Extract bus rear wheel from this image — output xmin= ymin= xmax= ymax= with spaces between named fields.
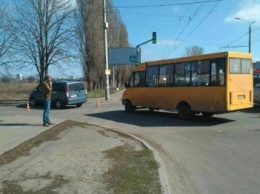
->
xmin=125 ymin=101 xmax=135 ymax=113
xmin=178 ymin=105 xmax=194 ymax=120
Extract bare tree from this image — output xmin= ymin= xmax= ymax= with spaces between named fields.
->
xmin=0 ymin=2 xmax=16 ymax=76
xmin=76 ymin=0 xmax=104 ymax=91
xmin=76 ymin=0 xmax=133 ymax=90
xmin=12 ymin=0 xmax=77 ymax=83
xmin=184 ymin=45 xmax=204 ymax=56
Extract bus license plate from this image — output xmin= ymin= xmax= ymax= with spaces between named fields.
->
xmin=237 ymin=95 xmax=245 ymax=100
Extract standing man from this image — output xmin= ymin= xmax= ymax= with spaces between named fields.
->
xmin=42 ymin=75 xmax=53 ymax=127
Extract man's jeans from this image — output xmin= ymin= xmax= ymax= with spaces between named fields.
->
xmin=43 ymin=99 xmax=51 ymax=124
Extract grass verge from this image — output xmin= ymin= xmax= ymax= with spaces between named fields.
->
xmin=103 ymin=138 xmax=162 ymax=193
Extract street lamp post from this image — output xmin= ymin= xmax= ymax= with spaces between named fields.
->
xmin=235 ymin=17 xmax=256 ymax=53
xmin=102 ymin=0 xmax=110 ymax=100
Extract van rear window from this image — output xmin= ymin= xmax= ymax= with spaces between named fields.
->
xmin=68 ymin=83 xmax=85 ymax=91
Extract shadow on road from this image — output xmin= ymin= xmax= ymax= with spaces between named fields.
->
xmin=0 ymin=123 xmax=43 ymax=127
xmin=241 ymin=104 xmax=260 ymax=114
xmin=16 ymin=104 xmax=79 ymax=110
xmin=86 ymin=110 xmax=234 ymax=127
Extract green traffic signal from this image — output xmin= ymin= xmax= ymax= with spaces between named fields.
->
xmin=152 ymin=32 xmax=157 ymax=44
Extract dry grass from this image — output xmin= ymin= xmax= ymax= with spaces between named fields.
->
xmin=0 ymin=81 xmax=38 ymax=100
xmin=0 ymin=81 xmax=122 ymax=101
xmin=104 ymin=145 xmax=161 ymax=194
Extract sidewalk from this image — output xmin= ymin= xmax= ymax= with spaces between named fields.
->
xmin=0 ymin=89 xmax=125 ymax=155
xmin=0 ymin=115 xmax=65 ymax=155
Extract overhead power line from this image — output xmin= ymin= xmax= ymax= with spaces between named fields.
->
xmin=114 ymin=0 xmax=223 ymax=9
xmin=162 ymin=2 xmax=205 ymax=58
xmin=162 ymin=0 xmax=221 ymax=58
xmin=222 ymin=28 xmax=260 ymax=50
xmin=113 ymin=12 xmax=190 ymax=19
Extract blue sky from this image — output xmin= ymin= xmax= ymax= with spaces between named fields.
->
xmin=2 ymin=0 xmax=260 ymax=78
xmin=112 ymin=0 xmax=260 ymax=62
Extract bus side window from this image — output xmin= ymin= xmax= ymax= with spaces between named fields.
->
xmin=174 ymin=63 xmax=186 ymax=86
xmin=146 ymin=66 xmax=159 ymax=87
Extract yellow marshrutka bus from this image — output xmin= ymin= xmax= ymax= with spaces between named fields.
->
xmin=122 ymin=51 xmax=253 ymax=120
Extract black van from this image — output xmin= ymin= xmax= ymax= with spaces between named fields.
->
xmin=29 ymin=80 xmax=87 ymax=108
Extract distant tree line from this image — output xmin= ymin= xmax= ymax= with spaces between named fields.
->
xmin=0 ymin=0 xmax=133 ymax=91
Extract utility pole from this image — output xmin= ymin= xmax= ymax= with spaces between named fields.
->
xmin=235 ymin=17 xmax=256 ymax=53
xmin=103 ymin=0 xmax=110 ymax=100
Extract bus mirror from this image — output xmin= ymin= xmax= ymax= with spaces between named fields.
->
xmin=124 ymin=82 xmax=129 ymax=88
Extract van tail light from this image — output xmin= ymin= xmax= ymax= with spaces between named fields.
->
xmin=65 ymin=86 xmax=69 ymax=98
xmin=230 ymin=92 xmax=232 ymax=104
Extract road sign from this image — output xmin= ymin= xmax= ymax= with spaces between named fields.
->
xmin=129 ymin=55 xmax=136 ymax=62
xmin=108 ymin=47 xmax=141 ymax=65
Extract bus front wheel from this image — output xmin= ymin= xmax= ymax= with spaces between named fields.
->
xmin=178 ymin=105 xmax=194 ymax=120
xmin=125 ymin=101 xmax=135 ymax=113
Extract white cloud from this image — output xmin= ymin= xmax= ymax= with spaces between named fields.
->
xmin=253 ymin=56 xmax=260 ymax=62
xmin=224 ymin=0 xmax=260 ymax=25
xmin=157 ymin=39 xmax=179 ymax=46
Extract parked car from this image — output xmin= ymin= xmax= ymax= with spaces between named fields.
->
xmin=29 ymin=80 xmax=87 ymax=108
xmin=254 ymin=84 xmax=260 ymax=103
xmin=254 ymin=76 xmax=260 ymax=86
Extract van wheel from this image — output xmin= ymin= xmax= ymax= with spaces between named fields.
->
xmin=178 ymin=104 xmax=194 ymax=120
xmin=76 ymin=103 xmax=82 ymax=107
xmin=55 ymin=100 xmax=63 ymax=109
xmin=30 ymin=98 xmax=36 ymax=107
xmin=125 ymin=101 xmax=135 ymax=113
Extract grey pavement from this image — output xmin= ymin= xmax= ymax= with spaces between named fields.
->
xmin=0 ymin=114 xmax=65 ymax=155
xmin=0 ymin=89 xmax=124 ymax=155
xmin=0 ymin=89 xmax=167 ymax=193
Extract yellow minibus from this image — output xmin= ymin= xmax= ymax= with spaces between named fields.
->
xmin=122 ymin=51 xmax=253 ymax=120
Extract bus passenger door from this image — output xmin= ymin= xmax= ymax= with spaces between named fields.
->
xmin=131 ymin=71 xmax=147 ymax=107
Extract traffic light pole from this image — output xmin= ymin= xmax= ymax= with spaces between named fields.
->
xmin=135 ymin=32 xmax=156 ymax=65
xmin=135 ymin=39 xmax=152 ymax=65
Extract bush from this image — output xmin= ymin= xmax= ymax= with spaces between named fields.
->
xmin=1 ymin=75 xmax=11 ymax=83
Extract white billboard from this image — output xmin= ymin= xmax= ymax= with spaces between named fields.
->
xmin=108 ymin=47 xmax=141 ymax=65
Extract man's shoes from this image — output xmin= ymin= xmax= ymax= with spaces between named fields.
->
xmin=43 ymin=123 xmax=49 ymax=127
xmin=47 ymin=122 xmax=54 ymax=125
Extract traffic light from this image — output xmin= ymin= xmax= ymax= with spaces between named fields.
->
xmin=152 ymin=32 xmax=157 ymax=44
